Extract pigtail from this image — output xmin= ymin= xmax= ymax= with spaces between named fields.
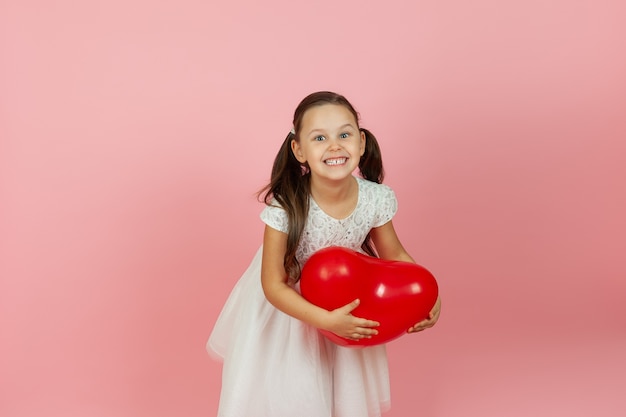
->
xmin=358 ymin=128 xmax=385 ymax=258
xmin=358 ymin=128 xmax=384 ymax=184
xmin=259 ymin=132 xmax=310 ymax=280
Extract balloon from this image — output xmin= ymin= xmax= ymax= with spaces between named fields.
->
xmin=300 ymin=246 xmax=438 ymax=347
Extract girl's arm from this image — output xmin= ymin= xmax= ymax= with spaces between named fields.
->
xmin=369 ymin=219 xmax=414 ymax=263
xmin=370 ymin=220 xmax=442 ymax=333
xmin=261 ymin=225 xmax=379 ymax=341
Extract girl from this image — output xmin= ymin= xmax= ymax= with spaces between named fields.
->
xmin=207 ymin=91 xmax=441 ymax=417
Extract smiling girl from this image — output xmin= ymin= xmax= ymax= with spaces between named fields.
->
xmin=207 ymin=91 xmax=441 ymax=417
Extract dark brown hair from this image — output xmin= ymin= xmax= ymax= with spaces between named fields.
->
xmin=259 ymin=91 xmax=385 ymax=280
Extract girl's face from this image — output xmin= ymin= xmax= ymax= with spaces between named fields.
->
xmin=291 ymin=104 xmax=365 ymax=184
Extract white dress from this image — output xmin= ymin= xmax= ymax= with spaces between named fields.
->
xmin=207 ymin=176 xmax=398 ymax=417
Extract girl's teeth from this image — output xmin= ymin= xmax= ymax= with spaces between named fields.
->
xmin=325 ymin=158 xmax=346 ymax=165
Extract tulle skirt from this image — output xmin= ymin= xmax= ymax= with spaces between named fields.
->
xmin=207 ymin=246 xmax=391 ymax=417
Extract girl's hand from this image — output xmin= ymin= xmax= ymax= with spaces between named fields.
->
xmin=326 ymin=299 xmax=380 ymax=342
xmin=408 ymin=296 xmax=441 ymax=333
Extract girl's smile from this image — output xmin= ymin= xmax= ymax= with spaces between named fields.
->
xmin=324 ymin=157 xmax=347 ymax=166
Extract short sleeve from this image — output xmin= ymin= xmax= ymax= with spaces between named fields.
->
xmin=260 ymin=200 xmax=289 ymax=233
xmin=372 ymin=184 xmax=398 ymax=228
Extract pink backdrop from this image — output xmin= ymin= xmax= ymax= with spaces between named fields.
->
xmin=1 ymin=1 xmax=625 ymax=416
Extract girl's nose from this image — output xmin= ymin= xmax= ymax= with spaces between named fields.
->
xmin=328 ymin=137 xmax=342 ymax=150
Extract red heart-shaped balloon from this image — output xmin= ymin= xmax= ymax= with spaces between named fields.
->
xmin=300 ymin=246 xmax=438 ymax=347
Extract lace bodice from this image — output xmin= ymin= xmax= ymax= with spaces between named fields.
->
xmin=260 ymin=176 xmax=397 ymax=266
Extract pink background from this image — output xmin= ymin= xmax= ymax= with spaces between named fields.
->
xmin=1 ymin=1 xmax=625 ymax=416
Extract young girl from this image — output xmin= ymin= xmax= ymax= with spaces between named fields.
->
xmin=207 ymin=91 xmax=441 ymax=417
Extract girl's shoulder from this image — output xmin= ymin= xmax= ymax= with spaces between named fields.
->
xmin=356 ymin=176 xmax=396 ymax=201
xmin=260 ymin=198 xmax=288 ymax=233
xmin=355 ymin=176 xmax=398 ymax=227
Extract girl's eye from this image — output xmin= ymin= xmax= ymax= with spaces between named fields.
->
xmin=314 ymin=135 xmax=325 ymax=141
xmin=339 ymin=132 xmax=349 ymax=139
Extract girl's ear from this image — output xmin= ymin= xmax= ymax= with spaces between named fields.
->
xmin=359 ymin=129 xmax=366 ymax=156
xmin=291 ymin=139 xmax=306 ymax=163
